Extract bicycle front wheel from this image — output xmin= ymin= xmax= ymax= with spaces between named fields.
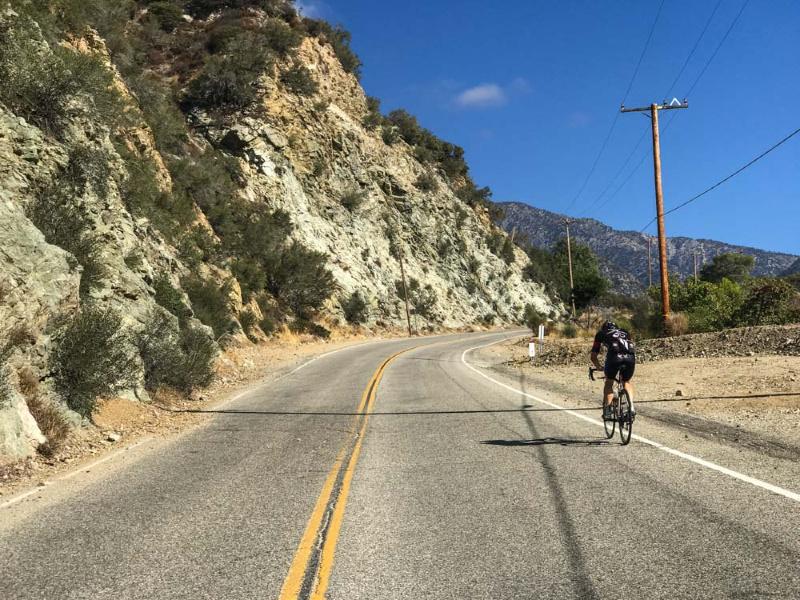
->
xmin=618 ymin=390 xmax=633 ymax=445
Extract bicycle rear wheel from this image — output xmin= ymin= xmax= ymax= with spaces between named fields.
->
xmin=618 ymin=389 xmax=633 ymax=445
xmin=603 ymin=404 xmax=615 ymax=438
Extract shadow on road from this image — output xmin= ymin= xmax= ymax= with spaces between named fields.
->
xmin=481 ymin=437 xmax=610 ymax=447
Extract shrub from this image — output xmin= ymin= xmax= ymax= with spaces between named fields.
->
xmin=26 ymin=394 xmax=71 ymax=458
xmin=183 ymin=31 xmax=274 ymax=110
xmin=342 ymin=291 xmax=368 ymax=324
xmin=239 ymin=310 xmax=259 ymax=341
xmin=665 ymin=312 xmax=689 ymax=337
xmin=415 ymin=172 xmax=438 ymax=192
xmin=182 ymin=276 xmax=236 ymax=339
xmin=340 ymin=188 xmax=367 ymax=211
xmin=0 ymin=15 xmax=125 ymax=137
xmin=381 ymin=126 xmax=399 ymax=145
xmin=363 ymin=96 xmax=382 ymax=130
xmin=153 ymin=275 xmax=192 ymax=323
xmin=700 ymin=253 xmax=754 ymax=284
xmin=280 ymin=65 xmax=318 ymax=96
xmin=523 ymin=304 xmax=544 ymax=331
xmin=136 ymin=309 xmax=217 ymax=392
xmin=265 ymin=242 xmax=336 ymax=318
xmin=146 ymin=2 xmax=185 ymax=32
xmin=735 ymin=278 xmax=799 ymax=326
xmin=28 ymin=182 xmax=106 ymax=299
xmin=50 ymin=307 xmax=135 ymax=417
xmin=291 ymin=319 xmax=332 ymax=339
xmin=562 ymin=322 xmax=578 ymax=338
xmin=303 ymin=19 xmax=362 ymax=77
xmin=261 ymin=17 xmax=302 ymax=55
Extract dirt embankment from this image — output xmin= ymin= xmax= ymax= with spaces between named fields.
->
xmin=486 ymin=326 xmax=800 ymax=457
xmin=525 ymin=324 xmax=800 ymax=368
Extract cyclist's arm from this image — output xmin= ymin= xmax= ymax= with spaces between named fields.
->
xmin=590 ymin=334 xmax=603 ymax=370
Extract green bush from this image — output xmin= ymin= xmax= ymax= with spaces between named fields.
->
xmin=395 ymin=278 xmax=437 ymax=319
xmin=0 ymin=14 xmax=124 ymax=137
xmin=562 ymin=322 xmax=578 ymax=338
xmin=303 ymin=19 xmax=362 ymax=77
xmin=136 ymin=309 xmax=217 ymax=392
xmin=50 ymin=306 xmax=135 ymax=417
xmin=265 ymin=242 xmax=336 ymax=318
xmin=153 ymin=274 xmax=192 ymax=323
xmin=340 ymin=188 xmax=367 ymax=211
xmin=280 ymin=65 xmax=318 ymax=96
xmin=415 ymin=172 xmax=438 ymax=192
xmin=342 ymin=291 xmax=368 ymax=324
xmin=261 ymin=17 xmax=302 ymax=55
xmin=700 ymin=253 xmax=754 ymax=284
xmin=238 ymin=310 xmax=260 ymax=342
xmin=146 ymin=2 xmax=185 ymax=32
xmin=28 ymin=182 xmax=106 ymax=299
xmin=381 ymin=125 xmax=399 ymax=145
xmin=183 ymin=30 xmax=274 ymax=109
xmin=523 ymin=304 xmax=544 ymax=331
xmin=735 ymin=278 xmax=799 ymax=326
xmin=363 ymin=96 xmax=382 ymax=130
xmin=182 ymin=276 xmax=236 ymax=339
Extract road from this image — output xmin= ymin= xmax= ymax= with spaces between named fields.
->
xmin=2 ymin=330 xmax=799 ymax=599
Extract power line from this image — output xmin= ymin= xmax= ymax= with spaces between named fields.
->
xmin=581 ymin=0 xmax=748 ymax=219
xmin=577 ymin=1 xmax=719 ymax=218
xmin=684 ymin=0 xmax=751 ymax=97
xmin=563 ymin=0 xmax=667 ymax=213
xmin=640 ymin=126 xmax=800 ymax=232
xmin=663 ymin=0 xmax=723 ymax=96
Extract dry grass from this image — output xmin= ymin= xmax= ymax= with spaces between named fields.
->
xmin=26 ymin=395 xmax=71 ymax=458
xmin=666 ymin=312 xmax=689 ymax=337
xmin=17 ymin=368 xmax=71 ymax=458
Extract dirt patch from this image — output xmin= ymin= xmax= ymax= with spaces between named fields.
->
xmin=521 ymin=324 xmax=800 ymax=368
xmin=483 ymin=337 xmax=800 ymax=455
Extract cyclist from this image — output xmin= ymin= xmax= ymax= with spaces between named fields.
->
xmin=590 ymin=321 xmax=635 ymax=420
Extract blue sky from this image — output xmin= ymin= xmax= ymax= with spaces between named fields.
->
xmin=298 ymin=1 xmax=800 ymax=255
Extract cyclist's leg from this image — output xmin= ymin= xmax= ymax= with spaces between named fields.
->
xmin=603 ymin=357 xmax=619 ymax=415
xmin=620 ymin=357 xmax=636 ymax=414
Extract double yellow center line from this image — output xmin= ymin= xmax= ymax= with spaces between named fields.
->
xmin=278 ymin=348 xmax=410 ymax=600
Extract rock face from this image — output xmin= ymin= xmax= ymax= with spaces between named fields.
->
xmin=0 ymin=11 xmax=557 ymax=459
xmin=203 ymin=39 xmax=553 ymax=327
xmin=499 ymin=201 xmax=799 ymax=293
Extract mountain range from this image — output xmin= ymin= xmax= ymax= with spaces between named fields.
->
xmin=499 ymin=202 xmax=799 ymax=294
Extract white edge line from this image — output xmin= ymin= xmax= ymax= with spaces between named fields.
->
xmin=461 ymin=338 xmax=800 ymax=504
xmin=1 ymin=437 xmax=155 ymax=510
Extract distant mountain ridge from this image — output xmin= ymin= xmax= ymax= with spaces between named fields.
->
xmin=499 ymin=202 xmax=799 ymax=294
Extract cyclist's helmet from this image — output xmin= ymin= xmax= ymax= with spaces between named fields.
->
xmin=601 ymin=321 xmax=617 ymax=332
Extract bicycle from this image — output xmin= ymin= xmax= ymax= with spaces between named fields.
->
xmin=589 ymin=367 xmax=635 ymax=445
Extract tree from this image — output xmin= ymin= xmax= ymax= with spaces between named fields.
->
xmin=700 ymin=253 xmax=754 ymax=284
xmin=551 ymin=239 xmax=608 ymax=309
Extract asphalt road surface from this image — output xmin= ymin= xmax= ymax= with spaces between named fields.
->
xmin=2 ymin=330 xmax=799 ymax=599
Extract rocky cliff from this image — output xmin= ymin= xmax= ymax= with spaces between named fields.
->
xmin=0 ymin=2 xmax=555 ymax=459
xmin=500 ymin=201 xmax=799 ymax=294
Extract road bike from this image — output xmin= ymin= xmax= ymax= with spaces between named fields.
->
xmin=589 ymin=367 xmax=634 ymax=445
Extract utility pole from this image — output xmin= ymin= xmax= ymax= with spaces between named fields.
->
xmin=563 ymin=218 xmax=577 ymax=319
xmin=397 ymin=246 xmax=413 ymax=337
xmin=647 ymin=236 xmax=653 ymax=288
xmin=621 ymin=98 xmax=688 ymax=332
xmin=693 ymin=250 xmax=698 ymax=282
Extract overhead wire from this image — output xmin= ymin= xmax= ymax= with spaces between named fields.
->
xmin=639 ymin=126 xmax=800 ymax=232
xmin=562 ymin=0 xmax=667 ymax=214
xmin=577 ymin=0 xmax=724 ymax=218
xmin=581 ymin=0 xmax=750 ymax=220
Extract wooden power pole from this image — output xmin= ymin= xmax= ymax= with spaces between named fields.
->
xmin=564 ymin=218 xmax=577 ymax=319
xmin=622 ymin=98 xmax=688 ymax=332
xmin=397 ymin=247 xmax=413 ymax=337
xmin=693 ymin=250 xmax=699 ymax=282
xmin=647 ymin=236 xmax=653 ymax=288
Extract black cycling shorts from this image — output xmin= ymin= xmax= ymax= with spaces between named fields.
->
xmin=604 ymin=354 xmax=635 ymax=382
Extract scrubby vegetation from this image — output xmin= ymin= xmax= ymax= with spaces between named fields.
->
xmin=609 ymin=254 xmax=800 ymax=339
xmin=50 ymin=307 xmax=135 ymax=417
xmin=523 ymin=239 xmax=608 ymax=309
xmin=342 ymin=291 xmax=368 ymax=324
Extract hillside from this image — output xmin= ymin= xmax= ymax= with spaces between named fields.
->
xmin=499 ymin=201 xmax=799 ymax=293
xmin=0 ymin=1 xmax=555 ymax=459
